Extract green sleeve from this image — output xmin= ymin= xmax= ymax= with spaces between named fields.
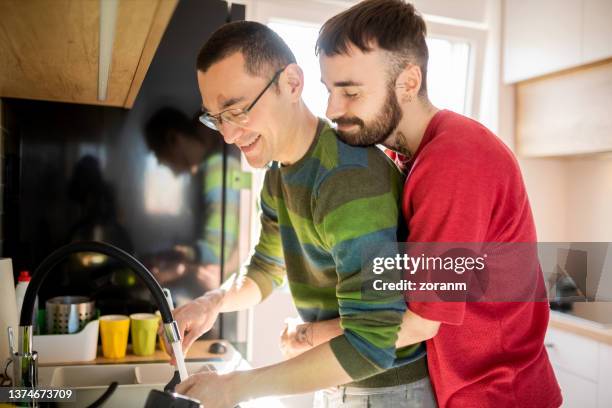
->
xmin=314 ymin=155 xmax=407 ymax=381
xmin=244 ymin=170 xmax=286 ymax=300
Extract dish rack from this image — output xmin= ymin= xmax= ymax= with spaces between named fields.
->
xmin=33 ymin=319 xmax=99 ymax=364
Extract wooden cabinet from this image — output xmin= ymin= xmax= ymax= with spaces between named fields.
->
xmin=504 ymin=0 xmax=612 ymax=83
xmin=0 ymin=0 xmax=178 ymax=108
xmin=516 ymin=59 xmax=612 ymax=157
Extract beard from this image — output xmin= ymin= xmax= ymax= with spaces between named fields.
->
xmin=333 ymin=88 xmax=403 ymax=147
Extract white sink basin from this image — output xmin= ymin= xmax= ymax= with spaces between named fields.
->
xmin=38 ymin=360 xmax=239 ymax=407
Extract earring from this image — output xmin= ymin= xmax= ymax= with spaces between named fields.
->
xmin=408 ymin=95 xmax=413 ymax=103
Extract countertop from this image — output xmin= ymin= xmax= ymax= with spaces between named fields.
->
xmin=550 ymin=303 xmax=612 ymax=345
xmin=40 ymin=339 xmax=235 ymax=367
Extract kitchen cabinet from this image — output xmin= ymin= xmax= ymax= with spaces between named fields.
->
xmin=503 ymin=0 xmax=582 ymax=83
xmin=545 ymin=327 xmax=599 ymax=382
xmin=554 ymin=368 xmax=598 ymax=408
xmin=599 ymin=344 xmax=612 ymax=407
xmin=516 ymin=59 xmax=612 ymax=157
xmin=503 ymin=0 xmax=612 ymax=83
xmin=547 ymin=313 xmax=612 ymax=408
xmin=0 ymin=0 xmax=178 ymax=108
xmin=583 ymin=0 xmax=612 ymax=63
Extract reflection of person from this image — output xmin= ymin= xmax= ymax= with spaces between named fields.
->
xmin=66 ymin=154 xmax=132 ymax=251
xmin=144 ymin=108 xmax=240 ymax=295
xmin=313 ymin=1 xmax=562 ymax=408
xmin=172 ymin=22 xmax=434 ymax=407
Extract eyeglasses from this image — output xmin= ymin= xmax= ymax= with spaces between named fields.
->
xmin=199 ymin=66 xmax=287 ymax=131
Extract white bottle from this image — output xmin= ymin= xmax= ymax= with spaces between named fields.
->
xmin=15 ymin=271 xmax=38 ymax=328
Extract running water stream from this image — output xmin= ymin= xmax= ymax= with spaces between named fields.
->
xmin=171 ymin=340 xmax=189 ymax=381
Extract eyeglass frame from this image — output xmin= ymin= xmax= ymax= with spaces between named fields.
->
xmin=199 ymin=65 xmax=288 ymax=131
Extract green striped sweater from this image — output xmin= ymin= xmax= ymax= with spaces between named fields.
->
xmin=245 ymin=120 xmax=424 ymax=381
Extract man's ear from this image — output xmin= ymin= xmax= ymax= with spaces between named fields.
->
xmin=280 ymin=63 xmax=304 ymax=102
xmin=395 ymin=63 xmax=422 ymax=104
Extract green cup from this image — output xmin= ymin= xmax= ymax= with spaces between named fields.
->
xmin=130 ymin=313 xmax=160 ymax=356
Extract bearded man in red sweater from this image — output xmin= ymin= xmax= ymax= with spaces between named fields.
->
xmin=280 ymin=1 xmax=563 ymax=407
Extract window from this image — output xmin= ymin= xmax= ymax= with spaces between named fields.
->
xmin=268 ymin=20 xmax=328 ymax=118
xmin=426 ymin=38 xmax=471 ymax=114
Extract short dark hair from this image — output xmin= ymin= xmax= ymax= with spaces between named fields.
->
xmin=196 ymin=21 xmax=296 ymax=78
xmin=316 ymin=0 xmax=428 ymax=96
xmin=144 ymin=107 xmax=198 ymax=157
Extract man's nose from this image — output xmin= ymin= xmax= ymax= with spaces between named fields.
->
xmin=218 ymin=121 xmax=245 ymax=144
xmin=325 ymin=93 xmax=346 ymax=121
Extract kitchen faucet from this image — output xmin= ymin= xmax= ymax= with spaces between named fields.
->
xmin=12 ymin=241 xmax=183 ymax=389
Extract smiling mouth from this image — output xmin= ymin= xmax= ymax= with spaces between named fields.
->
xmin=240 ymin=134 xmax=261 ymax=151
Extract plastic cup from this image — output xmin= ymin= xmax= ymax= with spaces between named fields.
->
xmin=99 ymin=315 xmax=130 ymax=359
xmin=130 ymin=313 xmax=160 ymax=356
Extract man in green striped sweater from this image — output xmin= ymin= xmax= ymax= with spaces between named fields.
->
xmin=171 ymin=21 xmax=433 ymax=408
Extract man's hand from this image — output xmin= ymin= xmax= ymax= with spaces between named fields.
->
xmin=173 ymin=244 xmax=197 ymax=261
xmin=175 ymin=371 xmax=241 ymax=408
xmin=195 ymin=264 xmax=221 ymax=289
xmin=279 ymin=317 xmax=313 ymax=360
xmin=161 ymin=290 xmax=224 ymax=364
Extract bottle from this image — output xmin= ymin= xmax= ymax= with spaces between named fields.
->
xmin=15 ymin=271 xmax=38 ymax=330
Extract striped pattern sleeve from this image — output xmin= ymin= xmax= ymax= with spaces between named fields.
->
xmin=197 ymin=154 xmax=240 ymax=265
xmin=244 ymin=170 xmax=286 ymax=300
xmin=314 ymin=156 xmax=406 ymax=381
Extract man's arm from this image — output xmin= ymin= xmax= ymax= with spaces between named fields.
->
xmin=282 ymin=309 xmax=440 ymax=359
xmin=177 ymin=341 xmax=352 ymax=407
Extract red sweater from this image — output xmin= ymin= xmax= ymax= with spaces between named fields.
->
xmin=392 ymin=110 xmax=562 ymax=408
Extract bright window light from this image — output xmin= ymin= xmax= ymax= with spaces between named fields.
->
xmin=426 ymin=37 xmax=470 ymax=114
xmin=144 ymin=154 xmax=187 ymax=215
xmin=268 ymin=20 xmax=328 ymax=118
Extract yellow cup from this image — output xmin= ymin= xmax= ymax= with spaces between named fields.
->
xmin=130 ymin=313 xmax=160 ymax=356
xmin=99 ymin=315 xmax=130 ymax=359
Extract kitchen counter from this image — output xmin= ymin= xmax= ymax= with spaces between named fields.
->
xmin=40 ymin=339 xmax=235 ymax=367
xmin=550 ymin=304 xmax=612 ymax=345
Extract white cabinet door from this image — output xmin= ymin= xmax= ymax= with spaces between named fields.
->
xmin=599 ymin=343 xmax=612 ymax=408
xmin=554 ymin=367 xmax=598 ymax=408
xmin=503 ymin=0 xmax=582 ymax=83
xmin=583 ymin=0 xmax=612 ymax=63
xmin=545 ymin=327 xmax=600 ymax=382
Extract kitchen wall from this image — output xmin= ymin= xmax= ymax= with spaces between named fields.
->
xmin=565 ymin=155 xmax=612 ymax=241
xmin=521 ymin=155 xmax=612 ymax=242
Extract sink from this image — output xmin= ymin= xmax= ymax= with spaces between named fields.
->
xmin=38 ymin=359 xmax=239 ymax=407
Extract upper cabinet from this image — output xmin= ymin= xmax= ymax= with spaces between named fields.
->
xmin=503 ymin=0 xmax=612 ymax=84
xmin=583 ymin=0 xmax=612 ymax=64
xmin=516 ymin=59 xmax=612 ymax=157
xmin=0 ymin=0 xmax=178 ymax=108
